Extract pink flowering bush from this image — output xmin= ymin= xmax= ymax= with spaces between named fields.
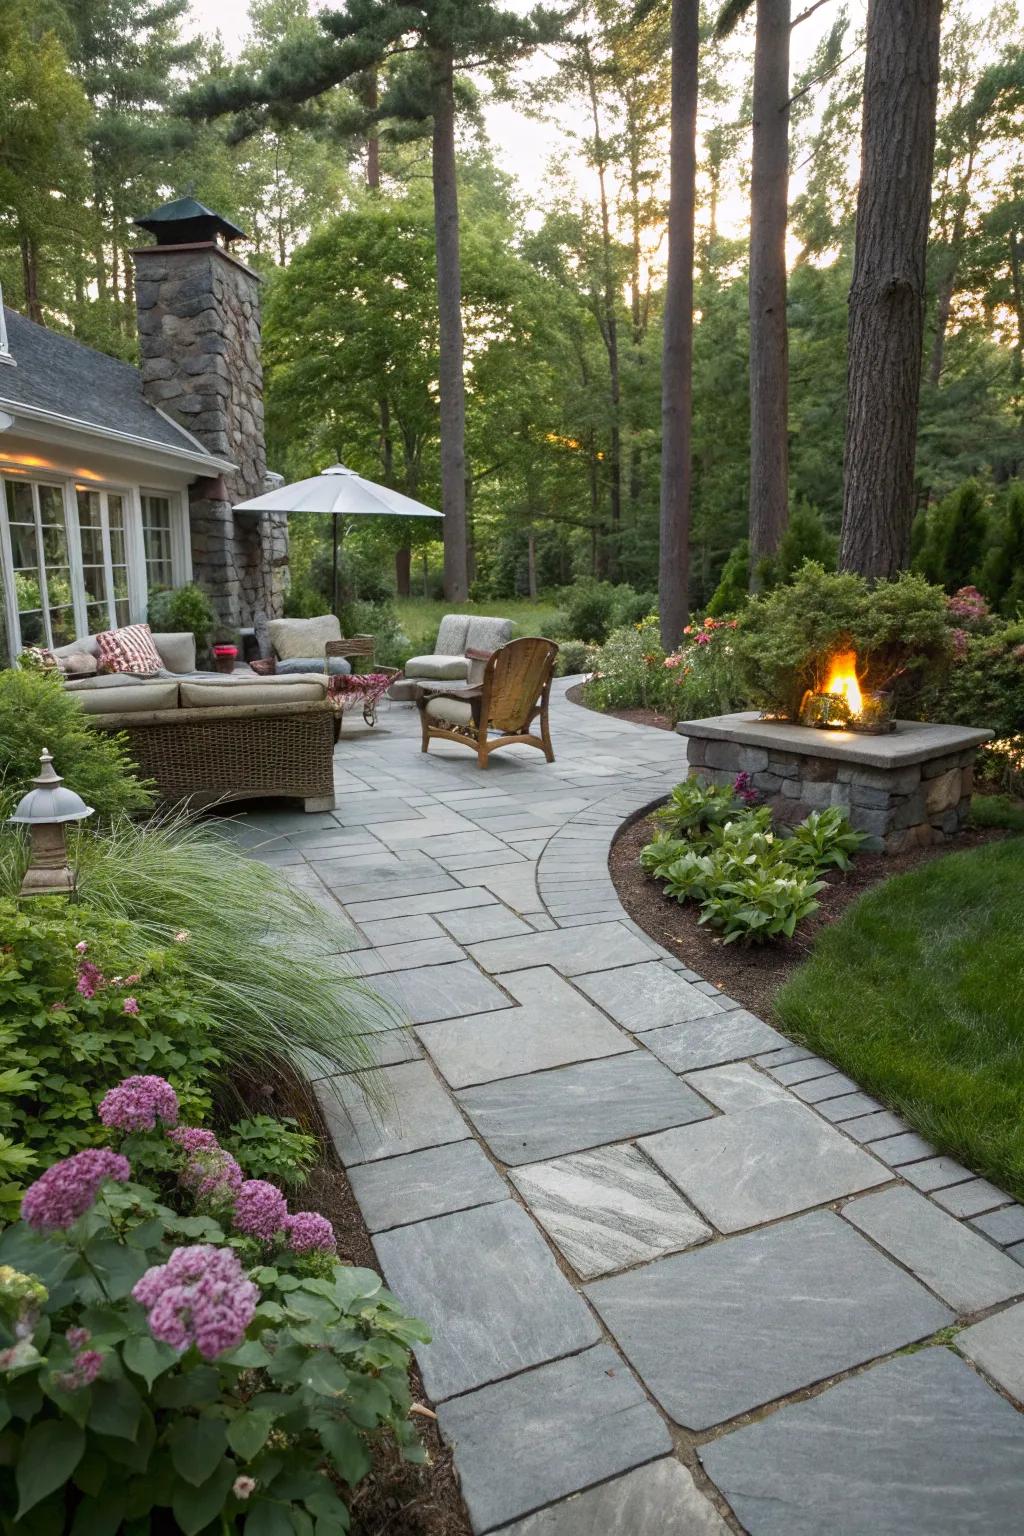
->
xmin=20 ymin=1148 xmax=130 ymax=1230
xmin=946 ymin=585 xmax=991 ymax=627
xmin=133 ymin=1244 xmax=258 ymax=1358
xmin=99 ymin=1074 xmax=180 ymax=1132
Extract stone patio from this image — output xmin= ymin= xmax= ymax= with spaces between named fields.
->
xmin=234 ymin=679 xmax=1024 ymax=1535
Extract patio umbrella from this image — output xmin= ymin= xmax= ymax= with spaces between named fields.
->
xmin=234 ymin=464 xmax=443 ymax=613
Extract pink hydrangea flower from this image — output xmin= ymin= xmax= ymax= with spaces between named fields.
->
xmin=951 ymin=627 xmax=970 ymax=659
xmin=122 ymin=998 xmax=140 ymax=1015
xmin=99 ymin=1075 xmax=179 ymax=1133
xmin=284 ymin=1211 xmax=336 ymax=1255
xmin=947 ymin=585 xmax=989 ymax=623
xmin=74 ymin=941 xmax=88 ymax=955
xmin=56 ymin=1348 xmax=103 ymax=1391
xmin=133 ymin=1245 xmax=258 ymax=1359
xmin=21 ymin=1149 xmax=131 ymax=1230
xmin=66 ymin=1327 xmax=90 ymax=1350
xmin=180 ymin=1148 xmax=243 ymax=1203
xmin=76 ymin=961 xmax=106 ymax=999
xmin=232 ymin=1180 xmax=288 ymax=1242
xmin=169 ymin=1126 xmax=220 ymax=1155
xmin=233 ymin=1476 xmax=257 ymax=1501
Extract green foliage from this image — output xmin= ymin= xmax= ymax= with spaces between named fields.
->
xmin=913 ymin=480 xmax=989 ymax=590
xmin=698 ymin=864 xmax=826 ymax=944
xmin=663 ymin=618 xmax=749 ymax=722
xmin=554 ymin=639 xmax=592 ymax=676
xmin=654 ymin=777 xmax=745 ymax=838
xmin=706 ymin=541 xmax=750 ymax=616
xmin=928 ymin=618 xmax=1024 ymax=740
xmin=565 ymin=583 xmax=617 ymax=644
xmin=146 ymin=584 xmax=215 ymax=658
xmin=221 ymin=1116 xmax=318 ymax=1191
xmin=785 ymin=806 xmax=869 ymax=871
xmin=0 ymin=1166 xmax=428 ymax=1532
xmin=969 ymin=793 xmax=1024 ymax=831
xmin=756 ymin=502 xmax=838 ymax=590
xmin=0 ymin=901 xmax=218 ymax=1216
xmin=582 ymin=619 xmax=668 ymax=713
xmin=732 ymin=563 xmax=952 ymax=722
xmin=775 ymin=838 xmax=1024 ymax=1197
xmin=0 ymin=669 xmax=152 ymax=822
xmin=338 ymin=598 xmax=410 ymax=670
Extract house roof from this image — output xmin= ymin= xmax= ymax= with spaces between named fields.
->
xmin=0 ymin=306 xmax=231 ymax=472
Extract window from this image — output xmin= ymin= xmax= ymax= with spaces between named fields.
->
xmin=76 ymin=489 xmax=131 ymax=631
xmin=4 ymin=480 xmax=75 ymax=648
xmin=142 ymin=493 xmax=174 ymax=589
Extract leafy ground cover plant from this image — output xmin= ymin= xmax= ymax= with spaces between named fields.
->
xmin=582 ymin=618 xmax=670 ymax=714
xmin=642 ymin=777 xmax=867 ymax=943
xmin=0 ymin=1075 xmax=428 ymax=1534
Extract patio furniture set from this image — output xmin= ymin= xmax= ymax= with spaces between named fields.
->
xmin=52 ymin=612 xmax=558 ymax=811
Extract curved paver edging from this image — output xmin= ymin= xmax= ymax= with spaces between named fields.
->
xmin=238 ymin=679 xmax=1024 ymax=1536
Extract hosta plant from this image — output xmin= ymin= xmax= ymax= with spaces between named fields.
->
xmin=785 ymin=808 xmax=869 ymax=872
xmin=653 ymin=779 xmax=745 ymax=839
xmin=698 ymin=865 xmax=826 ymax=944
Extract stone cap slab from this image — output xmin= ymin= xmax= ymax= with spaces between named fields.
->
xmin=674 ymin=711 xmax=992 ymax=769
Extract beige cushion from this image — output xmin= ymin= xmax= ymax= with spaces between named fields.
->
xmin=405 ymin=654 xmax=470 ymax=681
xmin=269 ymin=614 xmax=341 ymax=661
xmin=53 ymin=634 xmax=100 ymax=660
xmin=180 ymin=678 xmax=327 ymax=709
xmin=465 ymin=616 xmax=513 ymax=651
xmin=64 ymin=652 xmax=99 ymax=677
xmin=425 ymin=695 xmax=474 ymax=727
xmin=435 ymin=615 xmax=471 ymax=654
xmin=153 ymin=632 xmax=196 ymax=673
xmin=76 ymin=680 xmax=179 ymax=714
xmin=65 ymin=671 xmax=159 ymax=693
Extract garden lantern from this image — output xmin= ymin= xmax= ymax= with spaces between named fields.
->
xmin=8 ymin=749 xmax=94 ymax=897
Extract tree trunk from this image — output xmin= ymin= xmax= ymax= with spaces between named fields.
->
xmin=748 ymin=0 xmax=791 ymax=587
xmin=366 ymin=71 xmax=380 ymax=189
xmin=840 ymin=0 xmax=942 ymax=578
xmin=585 ymin=47 xmax=622 ymax=579
xmin=395 ymin=545 xmax=411 ymax=597
xmin=431 ymin=51 xmax=469 ymax=601
xmin=527 ymin=527 xmax=537 ymax=598
xmin=1009 ymin=228 xmax=1024 ymax=389
xmin=658 ymin=0 xmax=700 ymax=651
xmin=928 ymin=146 xmax=976 ymax=386
xmin=19 ymin=231 xmax=41 ymax=323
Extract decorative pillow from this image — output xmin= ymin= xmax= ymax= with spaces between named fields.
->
xmin=64 ymin=652 xmax=99 ymax=677
xmin=95 ymin=623 xmax=163 ymax=677
xmin=268 ymin=614 xmax=342 ymax=662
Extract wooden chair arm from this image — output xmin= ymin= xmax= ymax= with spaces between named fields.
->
xmin=416 ymin=684 xmax=482 ymax=711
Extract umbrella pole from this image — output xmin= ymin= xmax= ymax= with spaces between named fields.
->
xmin=331 ymin=518 xmax=339 ymax=616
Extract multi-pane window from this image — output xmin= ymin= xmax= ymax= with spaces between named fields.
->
xmin=76 ymin=489 xmax=132 ymax=632
xmin=5 ymin=480 xmax=75 ymax=648
xmin=142 ymin=493 xmax=174 ymax=590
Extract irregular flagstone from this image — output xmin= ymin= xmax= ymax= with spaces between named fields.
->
xmin=417 ymin=966 xmax=633 ymax=1089
xmin=353 ymin=936 xmax=466 ymax=974
xmin=467 ymin=921 xmax=657 ymax=977
xmin=636 ymin=1010 xmax=789 ymax=1075
xmin=315 ymin=1060 xmax=470 ymax=1166
xmin=586 ymin=1209 xmax=951 ymax=1430
xmin=510 ymin=1143 xmax=711 ymax=1279
xmin=436 ymin=1344 xmax=671 ymax=1534
xmin=573 ymin=962 xmax=720 ymax=1029
xmin=699 ymin=1349 xmax=1024 ymax=1536
xmin=492 ymin=1458 xmax=731 ymax=1536
xmin=371 ymin=960 xmax=512 ymax=1024
xmin=682 ymin=1061 xmax=791 ymax=1112
xmin=373 ymin=1201 xmax=601 ymax=1402
xmin=346 ymin=886 xmax=499 ymax=922
xmin=641 ymin=1099 xmax=889 ymax=1231
xmin=357 ymin=914 xmax=445 ymax=946
xmin=348 ymin=1140 xmax=508 ymax=1232
xmin=458 ymin=1053 xmax=713 ymax=1166
xmin=842 ymin=1187 xmax=1024 ymax=1313
xmin=957 ymin=1300 xmax=1024 ymax=1403
xmin=438 ymin=904 xmax=536 ymax=943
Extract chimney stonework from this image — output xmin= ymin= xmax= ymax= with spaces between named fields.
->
xmin=132 ymin=237 xmax=288 ymax=628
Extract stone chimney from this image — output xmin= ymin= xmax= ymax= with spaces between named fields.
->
xmin=131 ymin=196 xmax=288 ymax=628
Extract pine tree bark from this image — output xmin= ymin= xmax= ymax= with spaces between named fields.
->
xmin=19 ymin=231 xmax=41 ymax=323
xmin=431 ymin=50 xmax=469 ymax=600
xmin=658 ymin=0 xmax=700 ymax=651
xmin=585 ymin=49 xmax=622 ymax=579
xmin=747 ymin=0 xmax=791 ymax=587
xmin=840 ymin=0 xmax=942 ymax=578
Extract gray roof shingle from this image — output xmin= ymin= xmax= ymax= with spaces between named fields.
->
xmin=0 ymin=306 xmax=214 ymax=461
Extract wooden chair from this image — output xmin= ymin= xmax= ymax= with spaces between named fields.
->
xmin=324 ymin=636 xmax=399 ymax=728
xmin=417 ymin=636 xmax=559 ymax=769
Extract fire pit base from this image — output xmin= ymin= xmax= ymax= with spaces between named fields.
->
xmin=675 ymin=712 xmax=994 ymax=853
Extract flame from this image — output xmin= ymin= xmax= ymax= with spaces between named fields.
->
xmin=824 ymin=650 xmax=863 ymax=716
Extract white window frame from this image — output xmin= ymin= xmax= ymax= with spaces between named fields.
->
xmin=0 ymin=468 xmax=190 ymax=658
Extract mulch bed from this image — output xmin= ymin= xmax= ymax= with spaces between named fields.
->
xmin=233 ymin=1072 xmax=472 ymax=1536
xmin=611 ymin=809 xmax=1004 ymax=1022
xmin=565 ymin=681 xmax=675 ymax=733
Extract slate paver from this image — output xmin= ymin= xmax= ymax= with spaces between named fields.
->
xmin=573 ymin=962 xmax=719 ymax=1030
xmin=357 ymin=914 xmax=445 ymax=947
xmin=510 ymin=1143 xmax=711 ymax=1279
xmin=458 ymin=1052 xmax=713 ymax=1166
xmin=841 ymin=1110 xmax=911 ymax=1143
xmin=814 ymin=1090 xmax=884 ymax=1122
xmin=348 ymin=1140 xmax=508 ymax=1232
xmin=789 ymin=1071 xmax=861 ymax=1104
xmin=373 ymin=1201 xmax=600 ymax=1401
xmin=641 ymin=1099 xmax=889 ymax=1231
xmin=347 ymin=886 xmax=498 ymax=922
xmin=699 ymin=1349 xmax=1024 ymax=1536
xmin=957 ymin=1300 xmax=1024 ymax=1403
xmin=436 ymin=1344 xmax=671 ymax=1534
xmin=843 ymin=1186 xmax=1024 ymax=1313
xmin=417 ymin=966 xmax=632 ymax=1088
xmin=315 ymin=1060 xmax=470 ymax=1166
xmin=868 ymin=1131 xmax=938 ymax=1165
xmin=586 ymin=1210 xmax=950 ymax=1430
xmin=636 ymin=1010 xmax=787 ymax=1074
xmin=931 ymin=1178 xmax=1011 ymax=1219
xmin=492 ymin=1457 xmax=731 ymax=1536
xmin=356 ymin=936 xmax=466 ymax=974
xmin=682 ymin=1061 xmax=790 ymax=1112
xmin=467 ymin=921 xmax=655 ymax=977
xmin=371 ymin=960 xmax=512 ymax=1024
xmin=439 ymin=904 xmax=535 ymax=943
xmin=971 ymin=1204 xmax=1024 ymax=1245
xmin=765 ymin=1055 xmax=836 ymax=1085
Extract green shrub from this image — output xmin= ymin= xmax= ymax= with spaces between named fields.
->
xmin=582 ymin=618 xmax=668 ymax=712
xmin=339 ymin=598 xmax=410 ymax=669
xmin=732 ymin=563 xmax=952 ymax=722
xmin=566 ymin=583 xmax=617 ymax=644
xmin=147 ymin=583 xmax=216 ymax=658
xmin=555 ymin=639 xmax=592 ymax=677
xmin=925 ymin=618 xmax=1024 ymax=795
xmin=756 ymin=502 xmax=838 ymax=590
xmin=654 ymin=777 xmax=746 ymax=838
xmin=785 ymin=807 xmax=868 ymax=872
xmin=0 ymin=1101 xmax=428 ymax=1533
xmin=699 ymin=864 xmax=826 ymax=944
xmin=611 ymin=587 xmax=656 ymax=628
xmin=706 ymin=541 xmax=750 ymax=617
xmin=663 ymin=617 xmax=748 ymax=722
xmin=914 ymin=481 xmax=989 ymax=592
xmin=221 ymin=1115 xmax=319 ymax=1191
xmin=0 ymin=669 xmax=153 ymax=821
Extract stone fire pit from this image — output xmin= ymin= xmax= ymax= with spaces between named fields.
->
xmin=675 ymin=713 xmax=993 ymax=853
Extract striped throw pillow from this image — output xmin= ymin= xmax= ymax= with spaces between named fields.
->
xmin=95 ymin=623 xmax=163 ymax=677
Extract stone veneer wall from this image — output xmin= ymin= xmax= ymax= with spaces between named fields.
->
xmin=687 ymin=736 xmax=975 ymax=853
xmin=133 ymin=242 xmax=288 ymax=629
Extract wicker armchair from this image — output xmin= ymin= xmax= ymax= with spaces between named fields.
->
xmin=417 ymin=636 xmax=559 ymax=769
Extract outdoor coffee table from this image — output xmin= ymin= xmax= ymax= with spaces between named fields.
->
xmin=327 ymin=670 xmax=396 ymax=727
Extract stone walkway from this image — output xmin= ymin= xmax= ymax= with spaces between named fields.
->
xmin=234 ymin=681 xmax=1024 ymax=1535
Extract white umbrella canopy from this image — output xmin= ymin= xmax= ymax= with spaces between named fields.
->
xmin=234 ymin=464 xmax=443 ymax=611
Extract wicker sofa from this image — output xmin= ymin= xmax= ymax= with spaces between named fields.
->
xmin=56 ymin=632 xmax=337 ymax=812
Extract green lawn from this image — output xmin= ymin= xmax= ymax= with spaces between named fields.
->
xmin=774 ymin=837 xmax=1024 ymax=1198
xmin=969 ymin=793 xmax=1024 ymax=833
xmin=395 ymin=596 xmax=564 ymax=656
